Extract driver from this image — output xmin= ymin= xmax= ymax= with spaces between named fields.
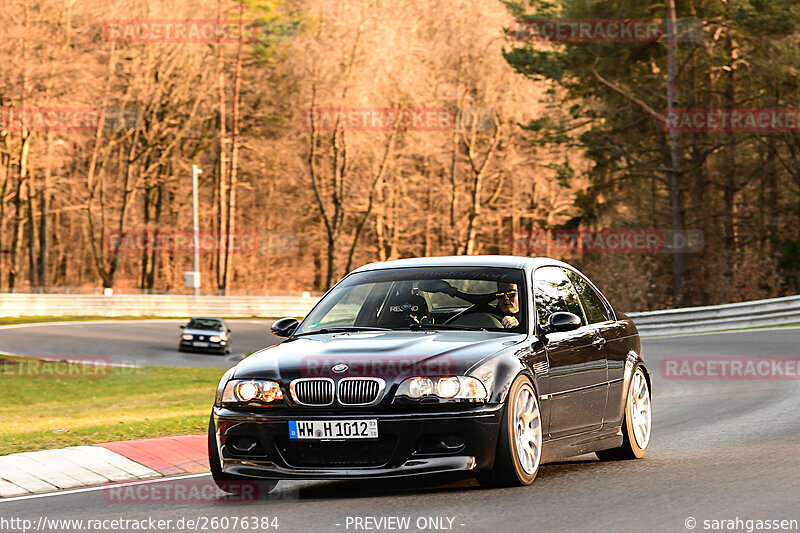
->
xmin=496 ymin=283 xmax=520 ymax=329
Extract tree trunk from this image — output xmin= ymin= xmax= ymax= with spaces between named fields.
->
xmin=448 ymin=129 xmax=459 ymax=254
xmin=665 ymin=0 xmax=688 ymax=307
xmin=146 ymin=184 xmax=163 ymax=291
xmin=722 ymin=20 xmax=738 ymax=284
xmin=0 ymin=135 xmax=9 ymax=291
xmin=375 ymin=173 xmax=387 ymax=261
xmin=26 ymin=165 xmax=38 ymax=287
xmin=326 ymin=232 xmax=337 ymax=289
xmin=38 ymin=130 xmax=53 ymax=291
xmin=140 ymin=184 xmax=152 ymax=290
xmin=9 ymin=133 xmax=31 ymax=291
xmin=216 ymin=0 xmax=228 ymax=294
xmin=224 ymin=0 xmax=245 ymax=292
xmin=9 ymin=1 xmax=32 ymax=291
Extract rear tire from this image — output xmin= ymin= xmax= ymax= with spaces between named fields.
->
xmin=477 ymin=375 xmax=542 ymax=488
xmin=208 ymin=414 xmax=278 ymax=496
xmin=596 ymin=367 xmax=651 ymax=460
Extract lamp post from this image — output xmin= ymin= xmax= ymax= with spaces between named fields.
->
xmin=190 ymin=165 xmax=202 ymax=296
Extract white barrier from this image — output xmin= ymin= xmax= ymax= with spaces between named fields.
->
xmin=0 ymin=293 xmax=798 ymax=336
xmin=0 ymin=294 xmax=321 ymax=319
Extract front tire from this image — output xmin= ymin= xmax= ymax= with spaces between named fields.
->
xmin=597 ymin=366 xmax=651 ymax=460
xmin=208 ymin=414 xmax=278 ymax=496
xmin=478 ymin=375 xmax=542 ymax=487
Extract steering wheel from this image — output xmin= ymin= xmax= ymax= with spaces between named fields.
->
xmin=445 ymin=306 xmax=505 ymax=328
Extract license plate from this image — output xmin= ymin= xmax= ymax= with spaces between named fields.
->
xmin=192 ymin=341 xmax=209 ymax=347
xmin=288 ymin=419 xmax=378 ymax=440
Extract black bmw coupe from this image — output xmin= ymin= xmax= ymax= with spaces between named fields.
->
xmin=209 ymin=256 xmax=652 ymax=491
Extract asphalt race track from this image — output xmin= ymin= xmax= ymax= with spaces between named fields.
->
xmin=1 ymin=327 xmax=799 ymax=532
xmin=0 ymin=320 xmax=282 ymax=368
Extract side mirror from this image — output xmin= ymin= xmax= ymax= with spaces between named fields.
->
xmin=270 ymin=317 xmax=299 ymax=338
xmin=547 ymin=312 xmax=582 ymax=333
xmin=179 ymin=324 xmax=186 ymax=329
xmin=227 ymin=328 xmax=232 ymax=334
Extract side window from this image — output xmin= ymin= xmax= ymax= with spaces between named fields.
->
xmin=532 ymin=266 xmax=586 ymax=329
xmin=311 ymin=284 xmax=372 ymax=328
xmin=565 ymin=270 xmax=611 ymax=324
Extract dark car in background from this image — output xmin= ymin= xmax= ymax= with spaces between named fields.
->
xmin=179 ymin=317 xmax=231 ymax=355
xmin=209 ymin=256 xmax=651 ymax=493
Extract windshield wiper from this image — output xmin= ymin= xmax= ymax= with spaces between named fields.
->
xmin=294 ymin=326 xmax=392 ymax=336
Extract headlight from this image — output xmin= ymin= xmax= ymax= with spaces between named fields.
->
xmin=209 ymin=336 xmax=222 ymax=343
xmin=182 ymin=334 xmax=193 ymax=340
xmin=396 ymin=376 xmax=487 ymax=402
xmin=436 ymin=376 xmax=460 ymax=398
xmin=219 ymin=379 xmax=284 ymax=406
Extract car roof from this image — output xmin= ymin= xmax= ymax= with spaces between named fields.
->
xmin=351 ymin=255 xmax=570 ymax=273
xmin=189 ymin=317 xmax=224 ymax=322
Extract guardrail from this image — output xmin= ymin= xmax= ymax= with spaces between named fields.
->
xmin=629 ymin=294 xmax=800 ymax=337
xmin=0 ymin=293 xmax=798 ymax=336
xmin=0 ymin=294 xmax=321 ymax=319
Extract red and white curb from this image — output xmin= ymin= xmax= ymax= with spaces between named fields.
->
xmin=0 ymin=435 xmax=206 ymax=498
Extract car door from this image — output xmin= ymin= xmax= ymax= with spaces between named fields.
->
xmin=533 ymin=266 xmax=608 ymax=438
xmin=565 ymin=269 xmax=628 ymax=430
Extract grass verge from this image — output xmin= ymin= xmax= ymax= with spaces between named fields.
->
xmin=0 ymin=355 xmax=225 ymax=455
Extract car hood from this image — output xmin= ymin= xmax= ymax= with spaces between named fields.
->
xmin=233 ymin=330 xmax=526 ymax=381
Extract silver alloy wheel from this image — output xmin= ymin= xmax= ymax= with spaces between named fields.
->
xmin=513 ymin=383 xmax=542 ymax=475
xmin=630 ymin=369 xmax=652 ymax=449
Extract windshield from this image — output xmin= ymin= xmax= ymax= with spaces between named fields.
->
xmin=296 ymin=266 xmax=527 ymax=335
xmin=187 ymin=319 xmax=224 ymax=331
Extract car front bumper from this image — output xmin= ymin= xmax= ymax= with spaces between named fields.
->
xmin=180 ymin=339 xmax=227 ymax=352
xmin=212 ymin=404 xmax=504 ymax=480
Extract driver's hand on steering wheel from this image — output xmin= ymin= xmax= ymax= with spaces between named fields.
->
xmin=502 ymin=316 xmax=519 ymax=329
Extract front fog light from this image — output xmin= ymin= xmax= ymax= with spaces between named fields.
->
xmin=436 ymin=377 xmax=460 ymax=398
xmin=235 ymin=381 xmax=260 ymax=402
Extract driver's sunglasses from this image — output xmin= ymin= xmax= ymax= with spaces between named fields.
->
xmin=495 ymin=289 xmax=518 ymax=299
